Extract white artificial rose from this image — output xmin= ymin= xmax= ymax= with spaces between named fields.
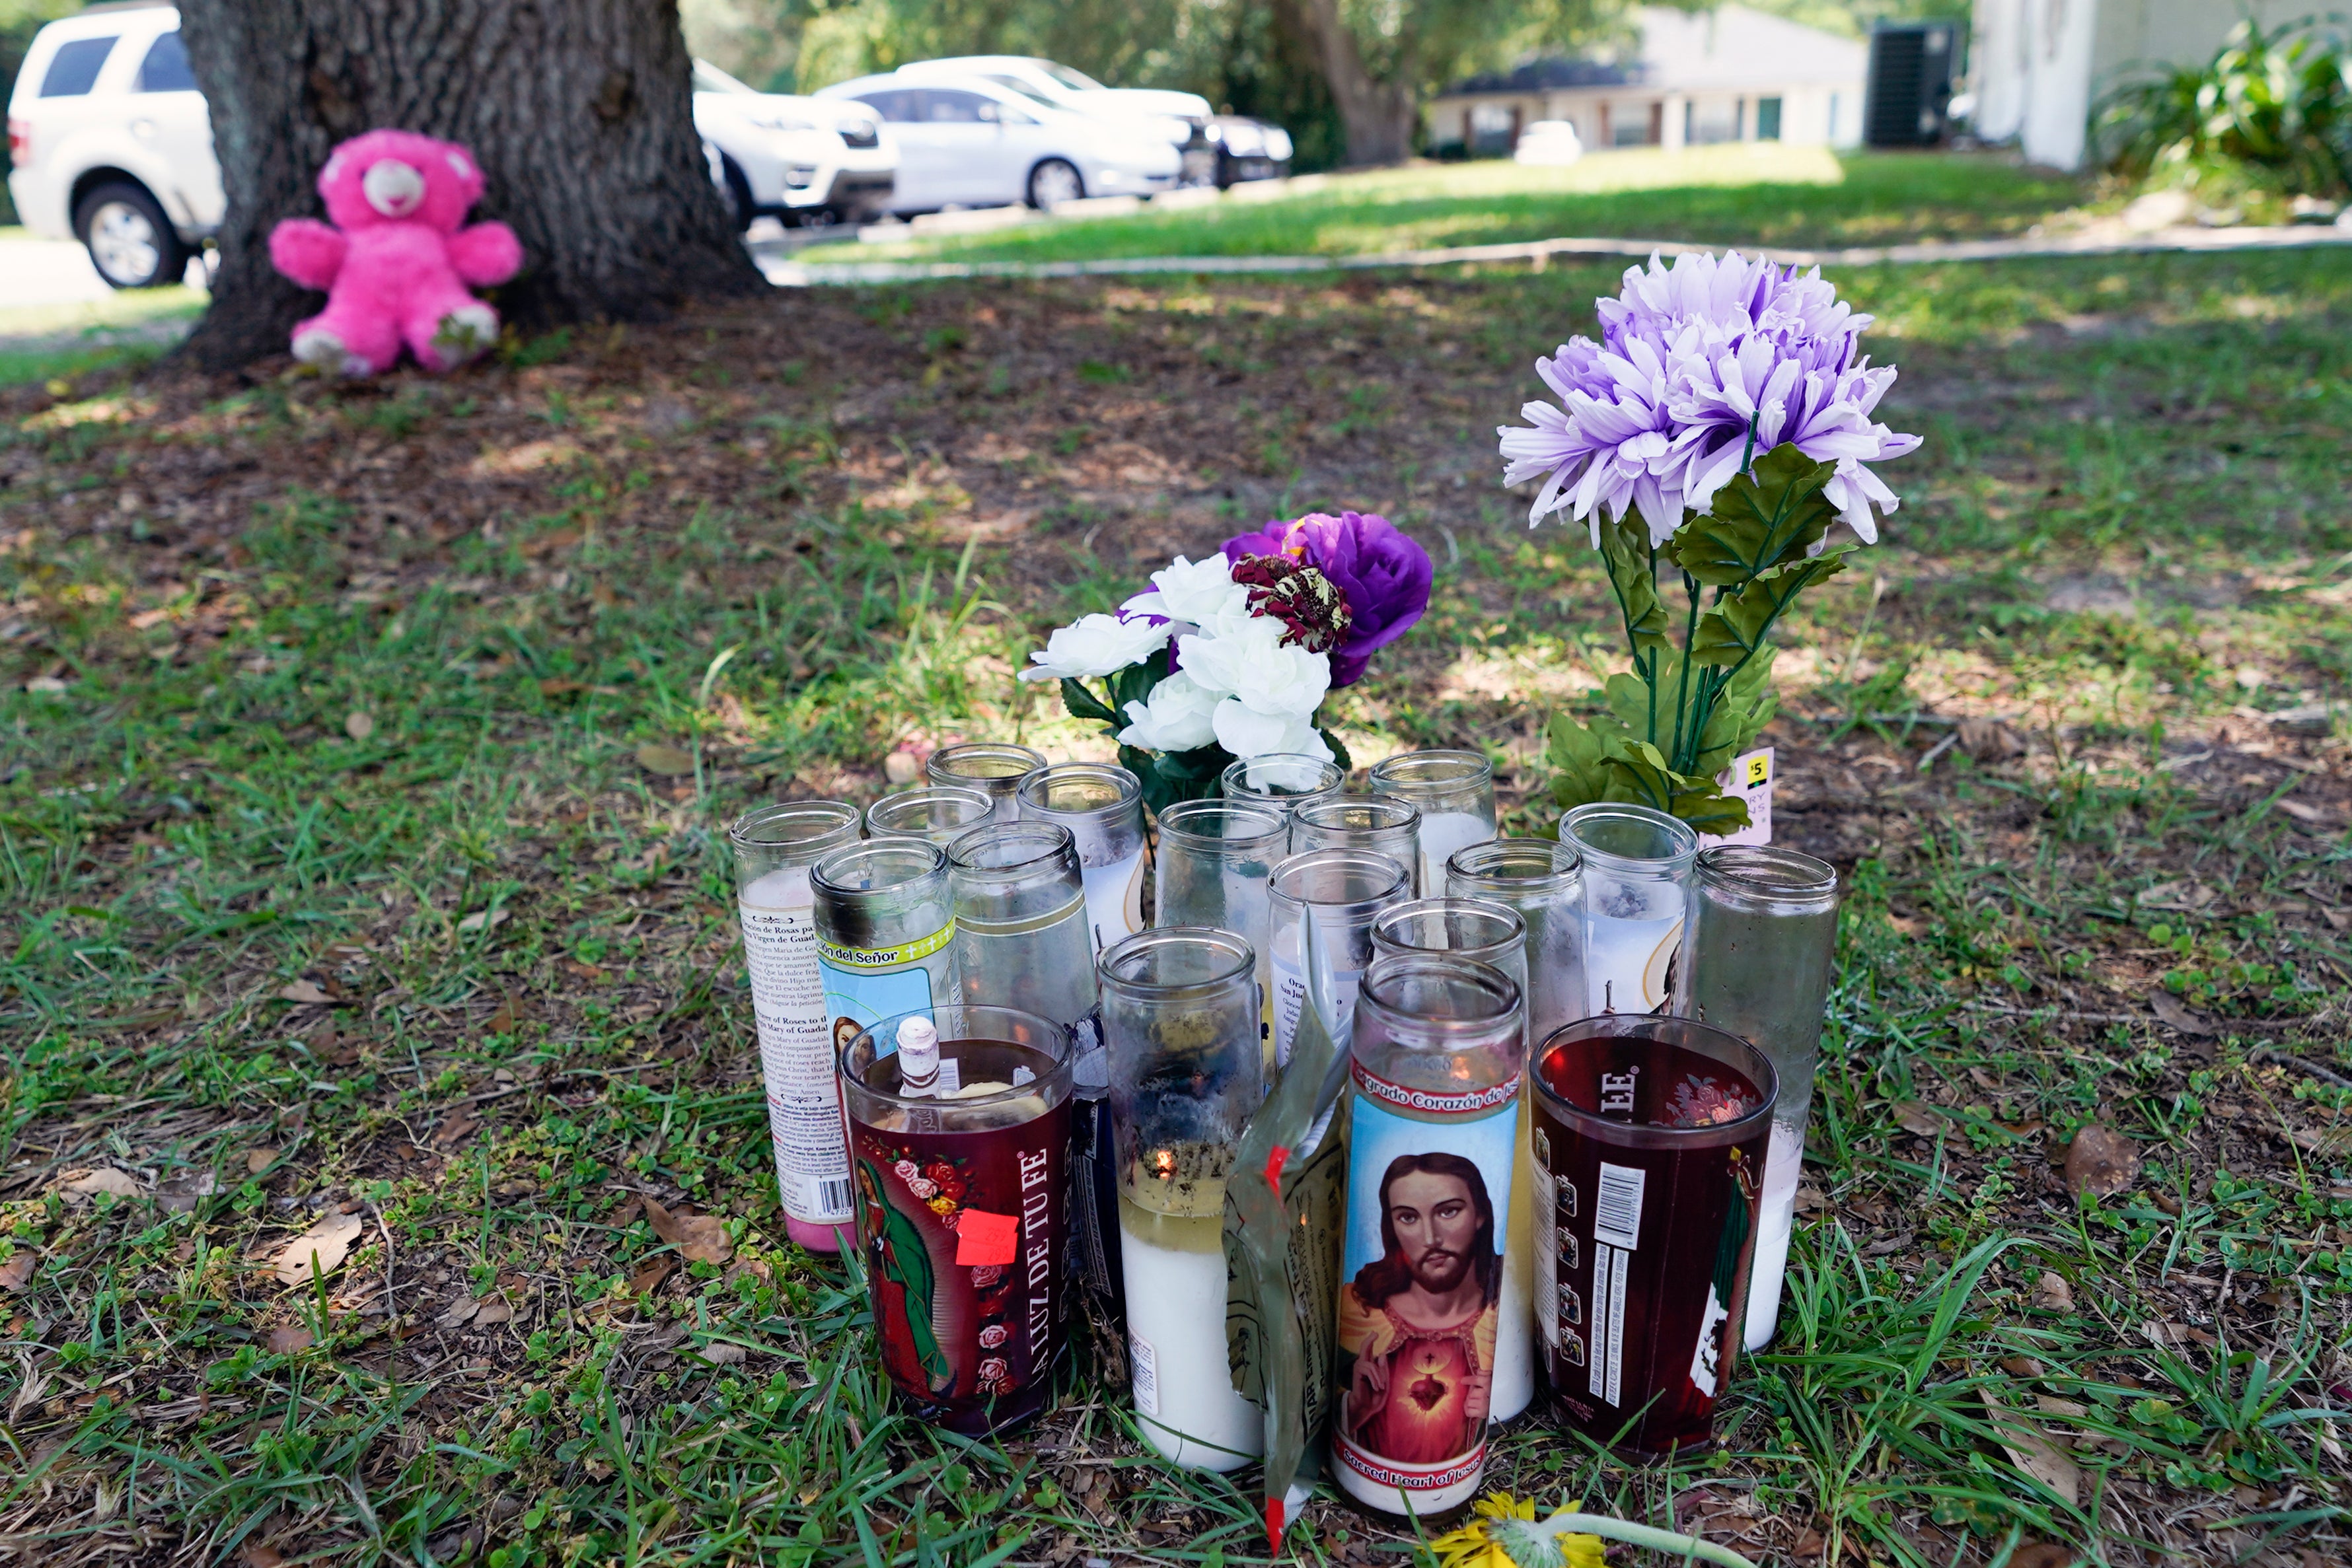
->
xmin=1116 ymin=672 xmax=1220 ymax=753
xmin=1181 ymin=619 xmax=1331 ymax=717
xmin=1212 ymin=701 xmax=1335 ymax=762
xmin=1019 ymin=612 xmax=1171 ymax=682
xmin=1122 ymin=553 xmax=1251 ymax=633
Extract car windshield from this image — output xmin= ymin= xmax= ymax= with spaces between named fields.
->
xmin=692 ymin=59 xmax=756 ymax=95
xmin=982 ymin=75 xmax=1059 ymax=108
xmin=1035 ymin=61 xmax=1105 ymax=92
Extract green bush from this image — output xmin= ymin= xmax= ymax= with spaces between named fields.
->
xmin=2097 ymin=19 xmax=2352 ymax=199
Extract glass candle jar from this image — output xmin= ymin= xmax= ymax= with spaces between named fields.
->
xmin=1265 ymin=848 xmax=1412 ymax=1067
xmin=1220 ymin=752 xmax=1344 ymax=816
xmin=839 ymin=1004 xmax=1074 ymax=1436
xmin=1561 ymin=802 xmax=1699 ymax=1016
xmin=1370 ymin=750 xmax=1498 ymax=894
xmin=867 ymin=785 xmax=998 ymax=847
xmin=1446 ymin=839 xmax=1584 ymax=1051
xmin=729 ymin=800 xmax=864 ymax=1254
xmin=1099 ymin=928 xmax=1266 ymax=1472
xmin=1674 ymin=846 xmax=1839 ymax=1353
xmin=811 ymin=839 xmax=961 ymax=1101
xmin=1016 ymin=763 xmax=1149 ymax=956
xmin=1366 ymin=899 xmax=1537 ymax=1424
xmin=927 ymin=742 xmax=1048 ymax=824
xmin=1290 ymin=795 xmax=1424 ymax=894
xmin=1530 ymin=1014 xmax=1775 ymax=1457
xmin=1154 ymin=798 xmax=1288 ymax=943
xmin=1333 ymin=954 xmax=1525 ymax=1516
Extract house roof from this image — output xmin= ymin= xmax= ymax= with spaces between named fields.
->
xmin=1435 ymin=4 xmax=1868 ymax=99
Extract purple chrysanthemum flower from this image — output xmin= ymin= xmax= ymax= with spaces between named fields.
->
xmin=1498 ymin=250 xmax=1920 ymax=548
xmin=1222 ymin=511 xmax=1433 ymax=687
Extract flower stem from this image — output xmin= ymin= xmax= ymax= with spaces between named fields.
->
xmin=1545 ymin=1514 xmax=1759 ymax=1568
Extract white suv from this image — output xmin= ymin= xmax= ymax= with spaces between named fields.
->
xmin=7 ymin=2 xmax=219 ymax=289
xmin=691 ymin=61 xmax=895 ymax=230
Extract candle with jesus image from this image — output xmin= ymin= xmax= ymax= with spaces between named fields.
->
xmin=1331 ymin=954 xmax=1523 ymax=1516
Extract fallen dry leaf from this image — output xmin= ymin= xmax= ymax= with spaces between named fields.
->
xmin=628 ymin=1258 xmax=675 ymax=1296
xmin=2291 ymin=1126 xmax=2352 ymax=1158
xmin=2147 ymin=988 xmax=2214 ymax=1037
xmin=2275 ymin=797 xmax=2335 ymax=826
xmin=2036 ymin=1394 xmax=2088 ymax=1420
xmin=485 ymin=994 xmax=527 ymax=1033
xmin=276 ymin=980 xmax=333 ymax=1005
xmin=265 ymin=1326 xmax=313 ymax=1355
xmin=246 ymin=1147 xmax=279 ymax=1175
xmin=1999 ymin=1355 xmax=2044 ymax=1378
xmin=1958 ymin=717 xmax=2025 ymax=762
xmin=455 ymin=908 xmax=509 ymax=934
xmin=1790 ymin=1528 xmax=1825 ymax=1560
xmin=242 ymin=1546 xmax=287 ymax=1568
xmin=344 ymin=710 xmax=374 ymax=741
xmin=435 ymin=1295 xmax=480 ymax=1330
xmin=1981 ymin=1387 xmax=2082 ymax=1507
xmin=1793 ymin=1185 xmax=1827 ymax=1215
xmin=431 ymin=1112 xmax=480 ymax=1151
xmin=0 ymin=1252 xmax=36 ymax=1291
xmin=1892 ymin=1100 xmax=1948 ymax=1137
xmin=2064 ymin=1123 xmax=2139 ymax=1200
xmin=642 ymin=1197 xmax=732 ymax=1265
xmin=159 ymin=1172 xmax=219 ymax=1213
xmin=691 ymin=1340 xmax=747 ymax=1365
xmin=270 ymin=1209 xmax=365 ymax=1287
xmin=58 ymin=1168 xmax=143 ymax=1199
xmin=2034 ymin=1270 xmax=2075 ymax=1312
xmin=2007 ymin=1546 xmax=2076 ymax=1568
xmin=472 ymin=1297 xmax=515 ymax=1326
xmin=636 ymin=741 xmax=694 ymax=776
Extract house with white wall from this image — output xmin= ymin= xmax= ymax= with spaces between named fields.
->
xmin=1969 ymin=0 xmax=2314 ymax=169
xmin=1426 ymin=5 xmax=1867 ymax=157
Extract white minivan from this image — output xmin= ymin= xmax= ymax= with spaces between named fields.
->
xmin=6 ymin=3 xmax=219 ymax=288
xmin=815 ymin=71 xmax=1179 ymax=212
xmin=691 ymin=60 xmax=895 ymax=230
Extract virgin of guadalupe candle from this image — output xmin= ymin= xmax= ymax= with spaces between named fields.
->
xmin=1561 ymin=802 xmax=1699 ymax=1016
xmin=1332 ymin=954 xmax=1524 ymax=1516
xmin=927 ymin=742 xmax=1048 ymax=824
xmin=867 ymin=785 xmax=997 ymax=847
xmin=1369 ymin=750 xmax=1498 ymax=896
xmin=949 ymin=822 xmax=1122 ymax=1320
xmin=729 ymin=801 xmax=864 ymax=1253
xmin=1265 ymin=848 xmax=1411 ymax=1067
xmin=1100 ymin=928 xmax=1266 ymax=1470
xmin=812 ymin=840 xmax=961 ymax=1074
xmin=1016 ymin=763 xmax=1149 ymax=955
xmin=839 ymin=1005 xmax=1073 ymax=1435
xmin=1673 ymin=847 xmax=1839 ymax=1353
xmin=1530 ymin=1013 xmax=1775 ymax=1456
xmin=1368 ymin=900 xmax=1537 ymax=1426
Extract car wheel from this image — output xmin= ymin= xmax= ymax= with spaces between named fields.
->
xmin=1027 ymin=159 xmax=1084 ymax=211
xmin=74 ymin=182 xmax=189 ymax=290
xmin=718 ymin=155 xmax=758 ymax=234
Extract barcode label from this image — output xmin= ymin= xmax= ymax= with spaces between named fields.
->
xmin=1130 ymin=1330 xmax=1159 ymax=1416
xmin=1594 ymin=1162 xmax=1645 ymax=1251
xmin=816 ymin=1178 xmax=853 ymax=1217
xmin=1588 ymin=1243 xmax=1613 ymax=1400
xmin=936 ymin=1058 xmax=961 ymax=1094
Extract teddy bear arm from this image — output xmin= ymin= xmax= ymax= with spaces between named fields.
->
xmin=269 ymin=219 xmax=348 ymax=290
xmin=446 ymin=222 xmax=523 ymax=287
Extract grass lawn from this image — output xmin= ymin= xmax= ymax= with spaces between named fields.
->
xmin=0 ymin=285 xmax=208 ymax=389
xmin=800 ymin=149 xmax=2093 ymax=266
xmin=3 ymin=247 xmax=2351 ymax=1567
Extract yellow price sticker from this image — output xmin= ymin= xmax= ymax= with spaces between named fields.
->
xmin=1746 ymin=754 xmax=1771 ymax=786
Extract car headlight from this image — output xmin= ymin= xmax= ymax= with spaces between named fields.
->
xmin=838 ymin=120 xmax=879 ymax=149
xmin=784 ymin=164 xmax=818 ymax=188
xmin=1222 ymin=124 xmax=1264 ymax=156
xmin=1264 ymin=127 xmax=1293 ymax=161
xmin=1152 ymin=115 xmax=1193 ymax=145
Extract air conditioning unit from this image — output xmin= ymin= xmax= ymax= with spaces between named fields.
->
xmin=1864 ymin=22 xmax=1958 ymax=147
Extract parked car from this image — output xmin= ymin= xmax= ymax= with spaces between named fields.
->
xmin=692 ymin=60 xmax=895 ymax=230
xmin=7 ymin=3 xmax=219 ymax=288
xmin=895 ymin=55 xmax=1288 ymax=187
xmin=1514 ymin=120 xmax=1584 ymax=166
xmin=815 ymin=72 xmax=1179 ymax=212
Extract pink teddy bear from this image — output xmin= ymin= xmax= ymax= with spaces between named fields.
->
xmin=269 ymin=129 xmax=523 ymax=376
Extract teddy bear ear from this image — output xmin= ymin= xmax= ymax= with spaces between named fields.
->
xmin=324 ymin=155 xmax=344 ymax=182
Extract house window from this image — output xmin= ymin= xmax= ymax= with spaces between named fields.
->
xmin=1469 ymin=102 xmax=1518 ymax=156
xmin=1757 ymin=96 xmax=1782 ymax=141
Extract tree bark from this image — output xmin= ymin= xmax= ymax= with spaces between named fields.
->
xmin=1280 ymin=0 xmax=1421 ymax=166
xmin=176 ymin=0 xmax=764 ymax=371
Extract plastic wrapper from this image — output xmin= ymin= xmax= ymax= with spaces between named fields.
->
xmin=1223 ymin=917 xmax=1350 ymax=1546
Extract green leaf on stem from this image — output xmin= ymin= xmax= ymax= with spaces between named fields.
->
xmin=1601 ymin=518 xmax=1671 ymax=651
xmin=1122 ymin=740 xmax=1230 ymax=816
xmin=1319 ymin=728 xmax=1355 ymax=775
xmin=1689 ymin=554 xmax=1846 ymax=666
xmin=1667 ymin=444 xmax=1839 ymax=586
xmin=1058 ymin=677 xmax=1119 ymax=726
xmin=1691 ymin=650 xmax=1778 ymax=779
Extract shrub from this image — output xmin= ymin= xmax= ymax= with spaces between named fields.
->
xmin=2097 ymin=19 xmax=2352 ymax=198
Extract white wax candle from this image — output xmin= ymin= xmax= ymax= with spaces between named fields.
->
xmin=739 ymin=867 xmax=854 ymax=1227
xmin=1078 ymin=845 xmax=1148 ymax=956
xmin=1415 ymin=810 xmax=1494 ymax=896
xmin=1744 ymin=1132 xmax=1804 ymax=1352
xmin=1490 ymin=1095 xmax=1536 ymax=1422
xmin=1119 ymin=1194 xmax=1263 ymax=1472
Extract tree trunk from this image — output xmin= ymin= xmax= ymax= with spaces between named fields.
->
xmin=176 ymin=0 xmax=763 ymax=371
xmin=1282 ymin=0 xmax=1420 ymax=166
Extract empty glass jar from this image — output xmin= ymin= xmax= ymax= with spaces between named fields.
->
xmin=1154 ymin=799 xmax=1290 ymax=944
xmin=1289 ymin=795 xmax=1423 ymax=893
xmin=1446 ymin=839 xmax=1584 ymax=1050
xmin=867 ymin=785 xmax=997 ymax=847
xmin=1370 ymin=750 xmax=1497 ymax=894
xmin=927 ymin=742 xmax=1048 ymax=823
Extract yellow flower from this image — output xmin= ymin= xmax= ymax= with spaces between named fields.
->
xmin=1430 ymin=1493 xmax=1605 ymax=1568
xmin=926 ymin=1195 xmax=956 ymax=1215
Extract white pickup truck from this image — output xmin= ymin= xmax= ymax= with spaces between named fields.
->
xmin=6 ymin=4 xmax=895 ymax=289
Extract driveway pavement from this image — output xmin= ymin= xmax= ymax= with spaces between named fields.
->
xmin=0 ymin=235 xmax=209 ymax=307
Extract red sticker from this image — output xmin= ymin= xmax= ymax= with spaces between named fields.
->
xmin=953 ymin=1207 xmax=1019 ymax=1266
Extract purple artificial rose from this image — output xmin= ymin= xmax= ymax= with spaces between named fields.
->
xmin=1222 ymin=511 xmax=1433 ymax=687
